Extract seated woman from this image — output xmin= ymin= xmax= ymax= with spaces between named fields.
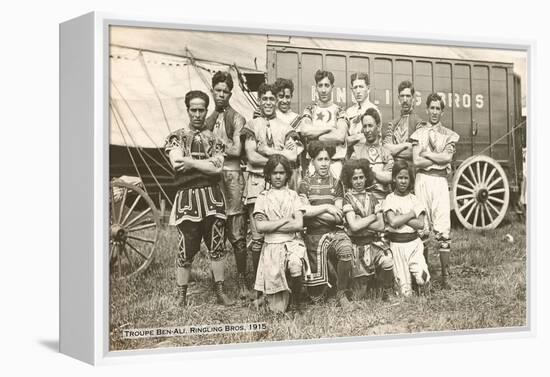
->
xmin=253 ymin=154 xmax=311 ymax=312
xmin=341 ymin=159 xmax=395 ymax=301
xmin=383 ymin=160 xmax=430 ymax=297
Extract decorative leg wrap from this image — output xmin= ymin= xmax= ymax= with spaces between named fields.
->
xmin=214 ymin=281 xmax=235 ymax=306
xmin=237 ymin=273 xmax=250 ymax=299
xmin=175 ymin=284 xmax=188 ymax=307
xmin=250 ymin=239 xmax=263 ymax=276
xmin=233 ymin=239 xmax=248 ymax=275
xmin=289 ymin=276 xmax=305 ymax=311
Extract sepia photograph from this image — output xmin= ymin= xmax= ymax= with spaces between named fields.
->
xmin=107 ymin=25 xmax=527 ymax=352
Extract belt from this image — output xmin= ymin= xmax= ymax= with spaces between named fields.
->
xmin=387 ymin=232 xmax=419 ymax=243
xmin=417 ymin=169 xmax=447 ymax=177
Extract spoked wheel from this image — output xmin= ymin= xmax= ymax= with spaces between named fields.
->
xmin=110 ymin=180 xmax=161 ymax=280
xmin=452 ymin=155 xmax=510 ymax=230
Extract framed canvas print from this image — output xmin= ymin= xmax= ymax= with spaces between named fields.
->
xmin=60 ymin=12 xmax=530 ymax=365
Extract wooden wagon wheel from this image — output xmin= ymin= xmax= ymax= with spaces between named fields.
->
xmin=110 ymin=180 xmax=161 ymax=280
xmin=452 ymin=155 xmax=510 ymax=230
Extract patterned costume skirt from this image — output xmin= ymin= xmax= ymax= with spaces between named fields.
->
xmin=169 ymin=185 xmax=226 ymax=226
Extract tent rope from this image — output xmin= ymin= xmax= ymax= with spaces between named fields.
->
xmin=138 ymin=50 xmax=174 ymax=134
xmin=110 ymin=105 xmax=148 ymax=194
xmin=110 ymin=43 xmax=260 ymax=73
xmin=475 ymin=120 xmax=526 ymax=157
xmin=185 ymin=47 xmax=214 ymax=92
xmin=110 ymin=80 xmax=172 ymax=167
xmin=111 ymin=101 xmax=174 ymax=206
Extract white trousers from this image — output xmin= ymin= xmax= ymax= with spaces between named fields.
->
xmin=391 ymin=238 xmax=430 ymax=297
xmin=415 ymin=173 xmax=451 ymax=240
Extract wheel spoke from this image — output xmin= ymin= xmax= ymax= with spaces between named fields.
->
xmin=487 ymin=176 xmax=503 ymax=190
xmin=127 ymin=234 xmax=155 ymax=244
xmin=127 ymin=222 xmax=157 ymax=232
xmin=459 ymin=198 xmax=475 ymax=213
xmin=473 ymin=204 xmax=480 ymax=227
xmin=121 ymin=195 xmax=142 ymax=226
xmin=489 ymin=188 xmax=506 ymax=195
xmin=475 ymin=162 xmax=482 ymax=187
xmin=457 ymin=184 xmax=475 ymax=193
xmin=481 ymin=161 xmax=488 ymax=186
xmin=121 ymin=245 xmax=136 ymax=272
xmin=460 ymin=173 xmax=476 ymax=190
xmin=480 ymin=204 xmax=486 ymax=227
xmin=488 ymin=196 xmax=505 ymax=205
xmin=456 ymin=193 xmax=474 ymax=201
xmin=110 ymin=194 xmax=117 ymax=224
xmin=117 ymin=187 xmax=128 ymax=225
xmin=126 ymin=240 xmax=149 ymax=261
xmin=126 ymin=207 xmax=152 ymax=228
xmin=486 ymin=200 xmax=501 ymax=216
xmin=482 ymin=167 xmax=497 ymax=187
xmin=467 ymin=165 xmax=479 ymax=185
xmin=484 ymin=203 xmax=495 ymax=224
xmin=117 ymin=244 xmax=123 ymax=277
xmin=464 ymin=201 xmax=477 ymax=223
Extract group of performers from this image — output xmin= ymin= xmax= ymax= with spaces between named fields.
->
xmin=165 ymin=69 xmax=459 ymax=311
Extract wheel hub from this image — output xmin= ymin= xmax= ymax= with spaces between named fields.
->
xmin=111 ymin=224 xmax=127 ymax=242
xmin=476 ymin=188 xmax=489 ymax=203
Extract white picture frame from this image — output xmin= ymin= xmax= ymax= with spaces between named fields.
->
xmin=59 ymin=12 xmax=532 ymax=365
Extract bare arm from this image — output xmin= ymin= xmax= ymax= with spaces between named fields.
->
xmin=225 ymin=118 xmax=244 ymax=158
xmin=303 ymin=203 xmax=329 ymax=219
xmin=257 ymin=141 xmax=298 ymax=163
xmin=170 ymin=148 xmax=223 ymax=175
xmin=277 ymin=211 xmax=304 ymax=232
xmin=412 ymin=144 xmax=434 ymax=169
xmin=300 ymin=117 xmax=332 ymax=138
xmin=384 ymin=142 xmax=412 ymax=159
xmin=385 ymin=210 xmax=417 ymax=228
xmin=168 ymin=148 xmax=185 ymax=170
xmin=245 ymin=138 xmax=269 ymax=167
xmin=318 ymin=118 xmax=348 ymax=144
xmin=345 ymin=211 xmax=377 ymax=233
xmin=346 ymin=132 xmax=366 ymax=147
xmin=420 ymin=150 xmax=453 ymax=165
xmin=254 ymin=214 xmax=291 ymax=233
xmin=176 ymin=156 xmax=223 ymax=175
xmin=407 ymin=213 xmax=425 ymax=230
xmin=368 ymin=212 xmax=385 ymax=232
xmin=372 ymin=168 xmax=392 ymax=184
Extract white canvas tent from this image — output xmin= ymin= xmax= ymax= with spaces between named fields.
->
xmin=110 ymin=46 xmax=261 ymax=148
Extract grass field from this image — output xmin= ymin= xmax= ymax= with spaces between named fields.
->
xmin=109 ymin=212 xmax=526 ymax=351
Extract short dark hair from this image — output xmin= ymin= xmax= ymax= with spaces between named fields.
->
xmin=361 ymin=107 xmax=381 ymax=126
xmin=426 ymin=92 xmax=445 ymax=111
xmin=307 ymin=140 xmax=336 ymax=159
xmin=392 ymin=159 xmax=414 ymax=190
xmin=185 ymin=90 xmax=209 ymax=108
xmin=258 ymin=83 xmax=276 ymax=99
xmin=273 ymin=78 xmax=294 ymax=96
xmin=350 ymin=72 xmax=370 ymax=86
xmin=340 ymin=159 xmax=373 ymax=190
xmin=314 ymin=70 xmax=335 ymax=85
xmin=264 ymin=154 xmax=292 ymax=185
xmin=398 ymin=80 xmax=415 ymax=96
xmin=211 ymin=71 xmax=234 ymax=91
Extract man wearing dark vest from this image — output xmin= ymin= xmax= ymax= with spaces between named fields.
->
xmin=383 ymin=80 xmax=423 ymax=162
xmin=205 ymin=71 xmax=249 ymax=299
